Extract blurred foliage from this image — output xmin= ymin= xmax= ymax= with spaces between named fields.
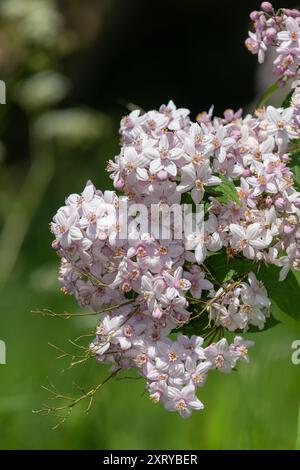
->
xmin=0 ymin=0 xmax=300 ymax=450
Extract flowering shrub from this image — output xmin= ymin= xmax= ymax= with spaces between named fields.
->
xmin=47 ymin=3 xmax=300 ymax=420
xmin=246 ymin=2 xmax=300 ymax=83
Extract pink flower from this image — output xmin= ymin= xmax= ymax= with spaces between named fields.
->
xmin=229 ymin=223 xmax=271 ymax=258
xmin=185 ymin=266 xmax=213 ymax=299
xmin=51 ymin=206 xmax=80 ymax=248
xmin=278 ymin=17 xmax=300 ymax=48
xmin=205 ymin=338 xmax=237 ymax=373
xmin=178 ymin=163 xmax=221 ymax=203
xmin=245 ymin=31 xmax=267 ymax=63
xmin=144 ymin=133 xmax=183 ymax=177
xmin=165 ymin=384 xmax=204 ymax=418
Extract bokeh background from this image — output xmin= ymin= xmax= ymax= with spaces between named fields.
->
xmin=1 ymin=0 xmax=300 ymax=450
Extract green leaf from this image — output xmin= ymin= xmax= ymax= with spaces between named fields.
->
xmin=213 ymin=174 xmax=241 ymax=206
xmin=288 ymin=148 xmax=300 ymax=190
xmin=258 ymin=265 xmax=300 ymax=320
xmin=289 ymin=148 xmax=300 ymax=167
xmin=180 ymin=314 xmax=210 ymax=337
xmin=292 ymin=166 xmax=300 ymax=191
xmin=222 ymin=269 xmax=237 ymax=283
xmin=205 ymin=251 xmax=256 ymax=283
xmin=205 ymin=251 xmax=300 ymax=321
xmin=181 ymin=192 xmax=194 ymax=205
xmin=289 ymin=148 xmax=300 ymax=191
xmin=281 ymin=89 xmax=294 ymax=108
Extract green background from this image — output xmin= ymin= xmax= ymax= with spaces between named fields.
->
xmin=0 ymin=0 xmax=300 ymax=450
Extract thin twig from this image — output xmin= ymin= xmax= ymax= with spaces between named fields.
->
xmin=33 ymin=368 xmax=121 ymax=429
xmin=31 ymin=299 xmax=136 ymax=320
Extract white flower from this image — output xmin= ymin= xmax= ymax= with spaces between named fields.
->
xmin=119 ymin=147 xmax=148 ymax=181
xmin=278 ymin=17 xmax=300 ymax=48
xmin=266 ymin=106 xmax=297 ymax=152
xmin=162 ymin=267 xmax=191 ymax=298
xmin=66 ymin=180 xmax=96 ymax=208
xmin=241 ymin=272 xmax=271 ymax=309
xmin=230 ymin=336 xmax=254 ymax=363
xmin=229 ymin=223 xmax=271 ymax=259
xmin=91 ymin=314 xmax=125 ymax=356
xmin=205 ymin=338 xmax=237 ymax=373
xmin=144 ymin=133 xmax=182 ymax=176
xmin=178 ymin=163 xmax=221 ymax=203
xmin=212 ymin=125 xmax=235 ymax=163
xmin=165 ymin=384 xmax=204 ymax=418
xmin=155 ymin=339 xmax=185 ymax=371
xmin=184 ymin=357 xmax=212 ymax=387
xmin=51 ymin=206 xmax=80 ymax=248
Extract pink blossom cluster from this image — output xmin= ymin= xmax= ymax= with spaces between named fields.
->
xmin=246 ymin=2 xmax=300 ymax=82
xmin=90 ymin=320 xmax=253 ymax=417
xmin=210 ymin=272 xmax=271 ymax=332
xmin=50 ymin=91 xmax=300 ymax=415
xmin=48 ymin=3 xmax=300 ymax=417
xmin=107 ymin=99 xmax=300 ymax=273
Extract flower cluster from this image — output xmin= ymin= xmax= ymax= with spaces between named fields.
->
xmin=50 ymin=5 xmax=300 ymax=418
xmin=210 ymin=272 xmax=271 ymax=332
xmin=91 ymin=327 xmax=253 ymax=418
xmin=107 ymin=98 xmax=300 ymax=272
xmin=246 ymin=2 xmax=300 ymax=82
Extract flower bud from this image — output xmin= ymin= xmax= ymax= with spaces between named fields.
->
xmin=265 ymin=196 xmax=273 ymax=207
xmin=157 ymin=170 xmax=168 ymax=181
xmin=281 ymin=153 xmax=290 ymax=163
xmin=261 ymin=2 xmax=273 ymax=13
xmin=250 ymin=10 xmax=260 ymax=21
xmin=115 ymin=179 xmax=125 ymax=189
xmin=153 ymin=307 xmax=163 ymax=319
xmin=51 ymin=239 xmax=60 ymax=251
xmin=274 ymin=197 xmax=285 ymax=210
xmin=265 ymin=27 xmax=277 ymax=43
xmin=283 ymin=223 xmax=294 ymax=235
xmin=283 ymin=9 xmax=300 ymax=18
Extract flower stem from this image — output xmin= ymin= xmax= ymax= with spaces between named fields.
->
xmin=256 ymin=80 xmax=280 ymax=108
